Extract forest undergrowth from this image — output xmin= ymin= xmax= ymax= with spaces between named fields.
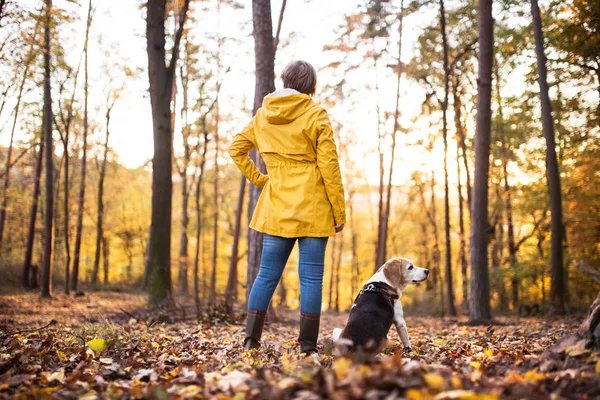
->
xmin=0 ymin=292 xmax=599 ymax=399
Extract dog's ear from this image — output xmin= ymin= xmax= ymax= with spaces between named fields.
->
xmin=382 ymin=258 xmax=404 ymax=288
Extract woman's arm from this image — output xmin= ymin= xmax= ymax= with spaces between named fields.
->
xmin=316 ymin=110 xmax=346 ymax=225
xmin=228 ymin=120 xmax=269 ymax=188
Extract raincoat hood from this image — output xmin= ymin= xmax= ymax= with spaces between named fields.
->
xmin=263 ymin=88 xmax=315 ymax=125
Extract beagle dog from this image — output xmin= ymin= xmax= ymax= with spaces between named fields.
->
xmin=332 ymin=257 xmax=429 ymax=355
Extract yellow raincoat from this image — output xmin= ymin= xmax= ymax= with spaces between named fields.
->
xmin=228 ymin=90 xmax=346 ymax=238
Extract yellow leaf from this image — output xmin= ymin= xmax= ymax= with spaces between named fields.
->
xmin=469 ymin=361 xmax=481 ymax=369
xmin=484 ymin=348 xmax=493 ymax=357
xmin=56 ymin=350 xmax=67 ymax=361
xmin=596 ymin=360 xmax=600 ymax=374
xmin=451 ymin=376 xmax=462 ymax=389
xmin=86 ymin=338 xmax=107 ymax=353
xmin=407 ymin=389 xmax=432 ymax=400
xmin=524 ymin=369 xmax=545 ymax=382
xmin=332 ymin=357 xmax=352 ymax=380
xmin=505 ymin=370 xmax=524 ymax=384
xmin=99 ymin=357 xmax=113 ymax=364
xmin=433 ymin=390 xmax=498 ymax=400
xmin=423 ymin=373 xmax=445 ymax=391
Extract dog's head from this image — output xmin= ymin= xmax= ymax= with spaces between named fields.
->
xmin=380 ymin=257 xmax=429 ymax=289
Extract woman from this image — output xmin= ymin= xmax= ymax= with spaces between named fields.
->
xmin=229 ymin=60 xmax=346 ymax=354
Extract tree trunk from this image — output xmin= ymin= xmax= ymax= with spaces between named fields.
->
xmin=439 ymin=0 xmax=456 ymax=316
xmin=210 ymin=110 xmax=220 ymax=306
xmin=177 ymin=51 xmax=191 ymax=295
xmin=102 ymin=235 xmax=109 ymax=284
xmin=40 ymin=0 xmax=54 ymax=299
xmin=456 ymin=136 xmax=468 ymax=309
xmin=60 ymin=55 xmax=84 ymax=295
xmin=92 ymin=104 xmax=112 ymax=285
xmin=452 ymin=78 xmax=472 ymax=213
xmin=71 ymin=0 xmax=92 ymax=292
xmin=178 ymin=153 xmax=190 ymax=294
xmin=146 ymin=0 xmax=190 ymax=306
xmin=349 ymin=189 xmax=359 ymax=302
xmin=194 ymin=130 xmax=209 ymax=315
xmin=328 ymin=236 xmax=336 ymax=310
xmin=0 ymin=28 xmax=38 ymax=254
xmin=334 ymin=232 xmax=344 ymax=312
xmin=226 ymin=177 xmax=246 ymax=305
xmin=377 ymin=0 xmax=405 ymax=269
xmin=530 ymin=0 xmax=565 ymax=315
xmin=246 ymin=0 xmax=276 ymax=304
xmin=22 ymin=138 xmax=44 ymax=288
xmin=468 ymin=0 xmax=493 ymax=324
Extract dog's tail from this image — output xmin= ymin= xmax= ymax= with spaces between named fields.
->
xmin=332 ymin=328 xmax=342 ymax=343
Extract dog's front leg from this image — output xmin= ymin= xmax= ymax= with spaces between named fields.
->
xmin=393 ymin=299 xmax=411 ymax=350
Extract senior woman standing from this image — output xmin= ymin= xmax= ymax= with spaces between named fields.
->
xmin=228 ymin=60 xmax=346 ymax=354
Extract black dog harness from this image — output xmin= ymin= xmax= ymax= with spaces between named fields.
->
xmin=354 ymin=282 xmax=399 ymax=304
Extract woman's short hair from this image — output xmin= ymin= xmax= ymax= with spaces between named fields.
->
xmin=281 ymin=61 xmax=317 ymax=96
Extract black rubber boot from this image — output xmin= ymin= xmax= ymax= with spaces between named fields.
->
xmin=244 ymin=310 xmax=266 ymax=350
xmin=299 ymin=312 xmax=320 ymax=354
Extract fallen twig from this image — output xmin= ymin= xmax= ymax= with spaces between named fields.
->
xmin=1 ymin=319 xmax=57 ymax=337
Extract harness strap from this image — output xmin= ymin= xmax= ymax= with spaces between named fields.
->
xmin=353 ymin=282 xmax=399 ymax=304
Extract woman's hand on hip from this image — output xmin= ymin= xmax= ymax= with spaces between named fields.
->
xmin=335 ymin=224 xmax=344 ymax=233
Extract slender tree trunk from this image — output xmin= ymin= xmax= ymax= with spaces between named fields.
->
xmin=451 ymin=77 xmax=468 ymax=307
xmin=328 ymin=236 xmax=336 ymax=310
xmin=71 ymin=0 xmax=92 ymax=292
xmin=178 ymin=55 xmax=190 ymax=295
xmin=40 ymin=0 xmax=54 ymax=299
xmin=178 ymin=156 xmax=190 ymax=294
xmin=495 ymin=67 xmax=518 ymax=311
xmin=334 ymin=232 xmax=344 ymax=312
xmin=226 ymin=177 xmax=246 ymax=305
xmin=211 ymin=112 xmax=220 ymax=306
xmin=146 ymin=0 xmax=190 ymax=305
xmin=431 ymin=171 xmax=441 ymax=291
xmin=22 ymin=137 xmax=44 ymax=288
xmin=349 ymin=189 xmax=359 ymax=302
xmin=194 ymin=130 xmax=209 ymax=315
xmin=0 ymin=33 xmax=37 ymax=254
xmin=530 ymin=0 xmax=565 ymax=315
xmin=469 ymin=0 xmax=493 ymax=324
xmin=456 ymin=138 xmax=468 ymax=309
xmin=63 ymin=122 xmax=70 ymax=293
xmin=440 ymin=0 xmax=455 ymax=316
xmin=377 ymin=0 xmax=405 ymax=269
xmin=246 ymin=0 xmax=276 ymax=304
xmin=102 ymin=235 xmax=109 ymax=284
xmin=92 ymin=105 xmax=112 ymax=284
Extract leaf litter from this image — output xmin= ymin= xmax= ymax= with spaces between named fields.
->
xmin=0 ymin=293 xmax=599 ymax=399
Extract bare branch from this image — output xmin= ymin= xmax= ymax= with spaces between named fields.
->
xmin=167 ymin=0 xmax=191 ymax=81
xmin=273 ymin=0 xmax=287 ymax=52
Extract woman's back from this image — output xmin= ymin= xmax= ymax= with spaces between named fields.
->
xmin=229 ymin=89 xmax=345 ymax=238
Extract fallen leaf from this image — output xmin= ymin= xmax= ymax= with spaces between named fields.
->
xmin=469 ymin=361 xmax=481 ymax=369
xmin=86 ymin=338 xmax=107 ymax=353
xmin=423 ymin=373 xmax=445 ymax=391
xmin=332 ymin=357 xmax=352 ymax=380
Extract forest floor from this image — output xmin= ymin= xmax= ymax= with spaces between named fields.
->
xmin=0 ymin=292 xmax=599 ymax=399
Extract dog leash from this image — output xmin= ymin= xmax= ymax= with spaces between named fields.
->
xmin=354 ymin=282 xmax=399 ymax=303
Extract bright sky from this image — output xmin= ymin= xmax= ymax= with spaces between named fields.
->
xmin=3 ymin=0 xmax=470 ymax=187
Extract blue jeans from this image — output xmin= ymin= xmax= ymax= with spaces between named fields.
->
xmin=248 ymin=234 xmax=329 ymax=315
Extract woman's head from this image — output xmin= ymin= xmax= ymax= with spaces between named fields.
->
xmin=281 ymin=60 xmax=317 ymax=96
